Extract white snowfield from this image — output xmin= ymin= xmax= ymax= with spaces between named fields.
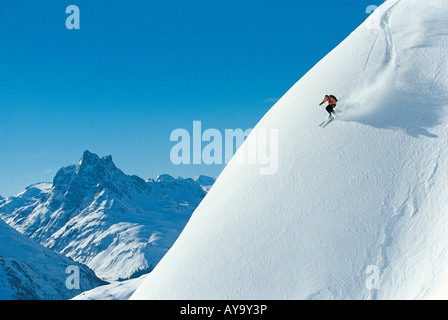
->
xmin=131 ymin=0 xmax=448 ymax=299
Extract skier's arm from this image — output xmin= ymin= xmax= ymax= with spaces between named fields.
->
xmin=319 ymin=97 xmax=327 ymax=105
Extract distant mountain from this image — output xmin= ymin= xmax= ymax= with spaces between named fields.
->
xmin=0 ymin=218 xmax=105 ymax=300
xmin=193 ymin=175 xmax=216 ymax=192
xmin=0 ymin=150 xmax=208 ymax=281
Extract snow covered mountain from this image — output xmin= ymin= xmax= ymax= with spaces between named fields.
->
xmin=193 ymin=175 xmax=217 ymax=192
xmin=0 ymin=151 xmax=208 ymax=282
xmin=131 ymin=0 xmax=448 ymax=299
xmin=0 ymin=218 xmax=105 ymax=300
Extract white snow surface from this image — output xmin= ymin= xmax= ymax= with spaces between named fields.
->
xmin=132 ymin=0 xmax=448 ymax=299
xmin=72 ymin=275 xmax=146 ymax=300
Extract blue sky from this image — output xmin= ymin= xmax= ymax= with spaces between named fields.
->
xmin=0 ymin=0 xmax=383 ymax=196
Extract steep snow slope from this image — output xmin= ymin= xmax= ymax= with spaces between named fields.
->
xmin=0 ymin=219 xmax=105 ymax=300
xmin=0 ymin=151 xmax=206 ymax=281
xmin=132 ymin=0 xmax=448 ymax=300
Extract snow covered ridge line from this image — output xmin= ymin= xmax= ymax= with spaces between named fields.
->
xmin=131 ymin=0 xmax=448 ymax=299
xmin=170 ymin=121 xmax=279 ymax=175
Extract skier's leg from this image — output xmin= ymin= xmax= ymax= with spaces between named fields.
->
xmin=326 ymin=105 xmax=334 ymax=118
xmin=331 ymin=105 xmax=337 ymax=116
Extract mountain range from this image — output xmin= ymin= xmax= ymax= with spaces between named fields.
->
xmin=0 ymin=216 xmax=106 ymax=299
xmin=3 ymin=0 xmax=447 ymax=301
xmin=0 ymin=150 xmax=213 ymax=292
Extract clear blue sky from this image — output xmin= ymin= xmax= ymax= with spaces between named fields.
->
xmin=0 ymin=0 xmax=383 ymax=196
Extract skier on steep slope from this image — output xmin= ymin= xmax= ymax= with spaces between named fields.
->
xmin=319 ymin=95 xmax=338 ymax=118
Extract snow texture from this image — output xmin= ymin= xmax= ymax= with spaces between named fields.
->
xmin=72 ymin=275 xmax=146 ymax=300
xmin=132 ymin=0 xmax=448 ymax=299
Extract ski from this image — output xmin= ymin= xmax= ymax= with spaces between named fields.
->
xmin=322 ymin=117 xmax=334 ymax=127
xmin=319 ymin=116 xmax=334 ymax=128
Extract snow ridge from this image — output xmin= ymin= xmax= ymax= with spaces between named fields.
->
xmin=131 ymin=0 xmax=448 ymax=300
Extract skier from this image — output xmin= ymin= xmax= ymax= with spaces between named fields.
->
xmin=319 ymin=95 xmax=338 ymax=119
